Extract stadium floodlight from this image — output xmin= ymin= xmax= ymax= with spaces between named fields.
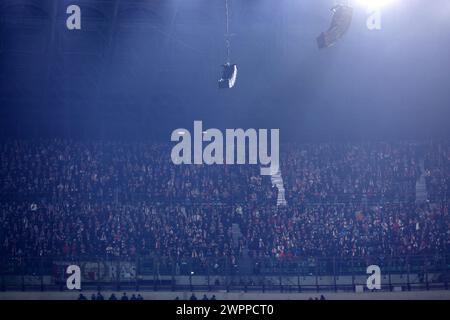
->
xmin=218 ymin=63 xmax=238 ymax=89
xmin=317 ymin=4 xmax=354 ymax=49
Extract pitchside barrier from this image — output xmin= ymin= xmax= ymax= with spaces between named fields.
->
xmin=1 ymin=255 xmax=449 ymax=293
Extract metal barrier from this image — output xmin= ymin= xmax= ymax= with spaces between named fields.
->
xmin=1 ymin=254 xmax=449 ymax=293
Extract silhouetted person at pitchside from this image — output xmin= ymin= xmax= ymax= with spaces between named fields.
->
xmin=202 ymin=294 xmax=209 ymax=300
xmin=121 ymin=292 xmax=128 ymax=301
xmin=77 ymin=293 xmax=87 ymax=300
xmin=210 ymin=295 xmax=216 ymax=300
xmin=189 ymin=293 xmax=197 ymax=300
xmin=109 ymin=293 xmax=117 ymax=300
xmin=137 ymin=294 xmax=143 ymax=300
xmin=130 ymin=294 xmax=137 ymax=301
xmin=91 ymin=293 xmax=96 ymax=300
xmin=97 ymin=292 xmax=104 ymax=300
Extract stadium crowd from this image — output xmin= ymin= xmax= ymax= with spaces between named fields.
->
xmin=0 ymin=139 xmax=275 ymax=204
xmin=281 ymin=142 xmax=422 ymax=203
xmin=0 ymin=140 xmax=449 ymax=267
xmin=245 ymin=202 xmax=450 ymax=259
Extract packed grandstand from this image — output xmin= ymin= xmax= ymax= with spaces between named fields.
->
xmin=0 ymin=140 xmax=448 ymax=283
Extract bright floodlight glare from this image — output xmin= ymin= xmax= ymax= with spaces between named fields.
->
xmin=355 ymin=0 xmax=396 ymax=7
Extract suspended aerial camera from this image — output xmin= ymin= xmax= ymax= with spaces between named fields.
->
xmin=219 ymin=63 xmax=238 ymax=89
xmin=218 ymin=0 xmax=238 ymax=89
xmin=317 ymin=3 xmax=354 ymax=49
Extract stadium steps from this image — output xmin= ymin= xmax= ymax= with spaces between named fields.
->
xmin=231 ymin=223 xmax=242 ymax=249
xmin=238 ymin=248 xmax=254 ymax=276
xmin=231 ymin=224 xmax=253 ymax=275
xmin=271 ymin=169 xmax=287 ymax=206
xmin=416 ymin=159 xmax=428 ymax=203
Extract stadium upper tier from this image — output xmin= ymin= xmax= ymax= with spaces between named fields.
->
xmin=1 ymin=140 xmax=448 ymax=203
